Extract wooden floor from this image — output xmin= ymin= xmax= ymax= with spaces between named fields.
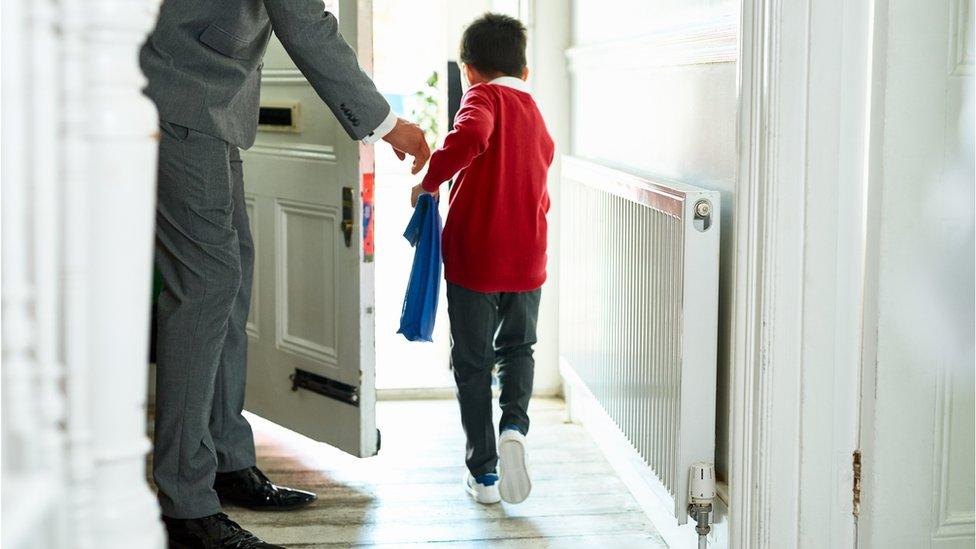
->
xmin=229 ymin=398 xmax=666 ymax=548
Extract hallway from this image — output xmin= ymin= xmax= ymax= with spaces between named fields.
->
xmin=228 ymin=399 xmax=666 ymax=548
xmin=3 ymin=0 xmax=973 ymax=547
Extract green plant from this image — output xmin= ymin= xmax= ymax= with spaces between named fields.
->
xmin=410 ymin=71 xmax=441 ymax=149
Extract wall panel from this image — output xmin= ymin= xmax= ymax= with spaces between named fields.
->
xmin=569 ymin=0 xmax=737 ymax=479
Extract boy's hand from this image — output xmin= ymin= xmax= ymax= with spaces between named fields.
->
xmin=411 ymin=184 xmax=438 ymax=207
xmin=383 ymin=118 xmax=431 ymax=174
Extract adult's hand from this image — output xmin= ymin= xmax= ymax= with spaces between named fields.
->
xmin=382 ymin=117 xmax=431 ymax=174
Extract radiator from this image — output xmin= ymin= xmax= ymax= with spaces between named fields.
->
xmin=559 ymin=156 xmax=720 ymax=523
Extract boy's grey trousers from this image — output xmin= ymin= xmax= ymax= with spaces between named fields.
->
xmin=152 ymin=120 xmax=257 ymax=519
xmin=446 ymin=282 xmax=541 ymax=477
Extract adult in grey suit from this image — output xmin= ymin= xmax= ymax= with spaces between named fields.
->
xmin=141 ymin=1 xmax=429 ymax=546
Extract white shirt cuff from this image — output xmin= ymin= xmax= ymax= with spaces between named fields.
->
xmin=362 ymin=109 xmax=397 ymax=144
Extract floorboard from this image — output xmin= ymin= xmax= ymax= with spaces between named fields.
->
xmin=229 ymin=398 xmax=666 ymax=548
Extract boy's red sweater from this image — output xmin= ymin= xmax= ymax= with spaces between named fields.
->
xmin=421 ymin=82 xmax=554 ymax=293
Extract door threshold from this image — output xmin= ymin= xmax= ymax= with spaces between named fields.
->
xmin=377 ymin=387 xmax=456 ymax=401
xmin=377 ymin=387 xmax=503 ymax=401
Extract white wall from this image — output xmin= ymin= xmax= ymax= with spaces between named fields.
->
xmin=523 ymin=1 xmax=572 ymax=396
xmin=568 ymin=0 xmax=738 ymax=476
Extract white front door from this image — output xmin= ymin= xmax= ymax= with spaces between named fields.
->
xmin=858 ymin=0 xmax=975 ymax=546
xmin=242 ymin=0 xmax=379 ymax=457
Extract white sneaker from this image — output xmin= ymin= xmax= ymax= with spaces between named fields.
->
xmin=465 ymin=471 xmax=501 ymax=504
xmin=498 ymin=429 xmax=531 ymax=503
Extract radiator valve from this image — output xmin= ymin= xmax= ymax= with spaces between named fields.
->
xmin=694 ymin=200 xmax=712 ymax=217
xmin=688 ymin=462 xmax=716 ymax=545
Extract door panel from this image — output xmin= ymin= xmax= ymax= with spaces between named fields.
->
xmin=858 ymin=0 xmax=975 ymax=546
xmin=277 ymin=199 xmax=340 ymax=375
xmin=242 ymin=0 xmax=378 ymax=457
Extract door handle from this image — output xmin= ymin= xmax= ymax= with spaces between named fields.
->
xmin=341 ymin=186 xmax=353 ymax=247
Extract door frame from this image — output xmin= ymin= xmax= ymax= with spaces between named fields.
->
xmin=729 ymin=0 xmax=875 ymax=546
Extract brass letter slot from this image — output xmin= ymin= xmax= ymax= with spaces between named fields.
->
xmin=289 ymin=368 xmax=359 ymax=406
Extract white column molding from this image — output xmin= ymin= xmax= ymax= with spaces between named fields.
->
xmin=728 ymin=1 xmax=775 ymax=545
xmin=82 ymin=0 xmax=165 ymax=547
xmin=733 ymin=0 xmax=810 ymax=544
xmin=731 ymin=0 xmax=872 ymax=547
xmin=5 ymin=0 xmax=166 ymax=545
xmin=1 ymin=0 xmax=37 ymax=464
xmin=1 ymin=0 xmax=48 ymax=546
xmin=2 ymin=0 xmax=67 ymax=547
xmin=31 ymin=0 xmax=70 ymax=545
xmin=61 ymin=2 xmax=99 ymax=545
xmin=530 ymin=0 xmax=571 ymax=398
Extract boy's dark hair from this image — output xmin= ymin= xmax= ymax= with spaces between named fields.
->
xmin=459 ymin=13 xmax=527 ymax=78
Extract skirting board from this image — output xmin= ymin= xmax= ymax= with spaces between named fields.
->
xmin=560 ymin=357 xmax=730 ymax=549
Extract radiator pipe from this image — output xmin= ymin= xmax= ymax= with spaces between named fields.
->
xmin=689 ymin=503 xmax=711 ymax=548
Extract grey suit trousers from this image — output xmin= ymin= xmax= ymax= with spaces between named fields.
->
xmin=153 ymin=120 xmax=256 ymax=518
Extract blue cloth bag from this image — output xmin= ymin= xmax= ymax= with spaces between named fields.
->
xmin=397 ymin=194 xmax=442 ymax=342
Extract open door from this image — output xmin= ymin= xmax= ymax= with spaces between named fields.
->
xmin=242 ymin=0 xmax=379 ymax=457
xmin=856 ymin=1 xmax=975 ymax=545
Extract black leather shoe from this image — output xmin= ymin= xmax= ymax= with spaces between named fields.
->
xmin=163 ymin=513 xmax=283 ymax=548
xmin=214 ymin=466 xmax=316 ymax=511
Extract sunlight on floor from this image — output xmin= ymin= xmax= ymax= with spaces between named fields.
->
xmin=233 ymin=399 xmax=666 ymax=548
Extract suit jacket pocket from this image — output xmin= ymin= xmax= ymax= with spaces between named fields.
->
xmin=159 ymin=120 xmax=190 ymax=142
xmin=199 ymin=23 xmax=252 ymax=60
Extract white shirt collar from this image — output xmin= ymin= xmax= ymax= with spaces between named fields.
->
xmin=488 ymin=76 xmax=531 ymax=94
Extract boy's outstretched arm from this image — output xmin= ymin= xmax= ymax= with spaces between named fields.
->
xmin=420 ymin=86 xmax=496 ymax=193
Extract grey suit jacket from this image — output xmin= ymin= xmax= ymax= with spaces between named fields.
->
xmin=141 ymin=0 xmax=390 ymax=148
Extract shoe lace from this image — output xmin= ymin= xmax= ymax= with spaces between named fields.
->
xmin=206 ymin=513 xmax=261 ymax=546
xmin=250 ymin=466 xmax=274 ymax=486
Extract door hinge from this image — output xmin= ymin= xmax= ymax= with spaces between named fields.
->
xmin=852 ymin=449 xmax=862 ymax=517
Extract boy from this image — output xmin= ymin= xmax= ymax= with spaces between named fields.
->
xmin=411 ymin=13 xmax=554 ymax=505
